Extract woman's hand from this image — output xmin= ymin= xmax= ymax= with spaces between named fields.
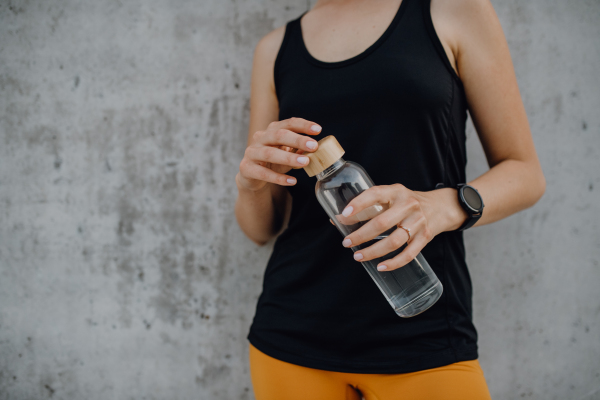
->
xmin=236 ymin=117 xmax=322 ymax=192
xmin=339 ymin=184 xmax=467 ymax=271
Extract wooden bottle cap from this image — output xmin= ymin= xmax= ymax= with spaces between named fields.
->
xmin=301 ymin=135 xmax=345 ymax=177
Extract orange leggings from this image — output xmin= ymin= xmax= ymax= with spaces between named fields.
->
xmin=249 ymin=344 xmax=492 ymax=400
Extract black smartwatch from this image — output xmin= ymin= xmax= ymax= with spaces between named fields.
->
xmin=456 ymin=184 xmax=484 ymax=231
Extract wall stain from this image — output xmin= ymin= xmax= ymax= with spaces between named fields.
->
xmin=116 ymin=257 xmax=136 ymax=328
xmin=0 ymin=74 xmax=31 ymax=96
xmin=232 ymin=11 xmax=275 ymax=47
xmin=44 ymin=383 xmax=55 ymax=397
xmin=174 ymin=14 xmax=209 ymax=42
xmin=183 ymin=167 xmax=198 ymax=192
xmin=209 ymin=99 xmax=219 ymax=128
xmin=195 ymin=363 xmax=231 ymax=387
xmin=117 ymin=197 xmax=140 ymax=246
xmin=22 ymin=125 xmax=63 ymax=171
xmin=149 ymin=242 xmax=199 ymax=328
xmin=5 ymin=1 xmax=26 ymax=15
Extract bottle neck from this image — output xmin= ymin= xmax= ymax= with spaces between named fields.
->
xmin=316 ymin=158 xmax=345 ymax=181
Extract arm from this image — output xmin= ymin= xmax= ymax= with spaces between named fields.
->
xmin=432 ymin=0 xmax=546 ymax=226
xmin=338 ymin=0 xmax=546 ymax=270
xmin=235 ymin=27 xmax=322 ymax=246
xmin=235 ymin=27 xmax=286 ymax=246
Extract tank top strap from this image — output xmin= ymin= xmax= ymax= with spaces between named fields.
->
xmin=279 ymin=13 xmax=304 ymax=53
xmin=419 ymin=0 xmax=463 ymax=83
xmin=273 ymin=14 xmax=305 ymax=99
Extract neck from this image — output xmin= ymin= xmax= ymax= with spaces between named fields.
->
xmin=316 ymin=158 xmax=345 ymax=181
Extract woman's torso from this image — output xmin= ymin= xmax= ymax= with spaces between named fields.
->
xmin=248 ymin=0 xmax=478 ymax=373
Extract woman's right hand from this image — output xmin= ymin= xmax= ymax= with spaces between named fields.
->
xmin=237 ymin=117 xmax=322 ymax=192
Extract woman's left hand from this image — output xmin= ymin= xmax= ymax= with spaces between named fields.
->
xmin=339 ymin=184 xmax=467 ymax=271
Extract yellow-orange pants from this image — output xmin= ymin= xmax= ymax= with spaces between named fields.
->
xmin=249 ymin=344 xmax=492 ymax=400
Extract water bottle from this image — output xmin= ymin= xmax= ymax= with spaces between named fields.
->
xmin=300 ymin=135 xmax=443 ymax=317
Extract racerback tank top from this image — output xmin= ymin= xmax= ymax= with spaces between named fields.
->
xmin=247 ymin=0 xmax=479 ymax=373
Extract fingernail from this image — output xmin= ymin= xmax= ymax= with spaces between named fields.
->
xmin=306 ymin=140 xmax=317 ymax=149
xmin=342 ymin=238 xmax=352 ymax=247
xmin=354 ymin=253 xmax=363 ymax=261
xmin=342 ymin=206 xmax=353 ymax=217
xmin=297 ymin=156 xmax=309 ymax=164
xmin=310 ymin=125 xmax=321 ymax=132
xmin=377 ymin=265 xmax=387 ymax=271
xmin=287 ymin=178 xmax=296 ymax=184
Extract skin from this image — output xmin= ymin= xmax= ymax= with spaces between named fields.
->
xmin=234 ymin=0 xmax=546 ymax=272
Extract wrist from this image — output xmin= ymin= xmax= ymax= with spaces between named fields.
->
xmin=431 ymin=188 xmax=469 ymax=233
xmin=235 ymin=172 xmax=269 ymax=195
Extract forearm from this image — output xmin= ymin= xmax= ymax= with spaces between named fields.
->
xmin=430 ymin=158 xmax=546 ymax=234
xmin=468 ymin=158 xmax=545 ymax=227
xmin=234 ymin=173 xmax=284 ymax=246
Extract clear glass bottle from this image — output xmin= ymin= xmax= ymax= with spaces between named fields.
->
xmin=301 ymin=136 xmax=443 ymax=317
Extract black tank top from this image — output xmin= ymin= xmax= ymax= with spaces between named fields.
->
xmin=247 ymin=0 xmax=478 ymax=373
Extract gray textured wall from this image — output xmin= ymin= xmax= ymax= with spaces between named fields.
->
xmin=0 ymin=0 xmax=598 ymax=399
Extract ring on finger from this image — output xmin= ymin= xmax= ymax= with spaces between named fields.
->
xmin=397 ymin=225 xmax=411 ymax=243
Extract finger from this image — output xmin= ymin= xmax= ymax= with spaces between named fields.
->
xmin=342 ymin=199 xmax=419 ymax=247
xmin=259 ymin=128 xmax=319 ymax=153
xmin=271 ymin=117 xmax=322 ymax=136
xmin=243 ymin=163 xmax=297 ymax=186
xmin=341 ymin=208 xmax=404 ymax=248
xmin=340 ymin=185 xmax=399 ymax=222
xmin=246 ymin=145 xmax=311 ymax=168
xmin=376 ymin=235 xmax=429 ymax=272
xmin=334 ymin=203 xmax=389 ymax=226
xmin=351 ymin=225 xmax=411 ymax=263
xmin=329 ymin=218 xmax=335 ymax=226
xmin=280 ymin=146 xmax=306 ymax=155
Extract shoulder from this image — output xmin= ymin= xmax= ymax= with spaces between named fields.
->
xmin=431 ymin=0 xmax=498 ymax=25
xmin=430 ymin=0 xmax=507 ymax=77
xmin=431 ymin=0 xmax=503 ymax=48
xmin=251 ymin=24 xmax=287 ymax=91
xmin=250 ymin=24 xmax=288 ymax=95
xmin=248 ymin=25 xmax=288 ymax=133
xmin=253 ymin=25 xmax=287 ymax=64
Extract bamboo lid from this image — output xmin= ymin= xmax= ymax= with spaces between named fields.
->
xmin=300 ymin=135 xmax=345 ymax=177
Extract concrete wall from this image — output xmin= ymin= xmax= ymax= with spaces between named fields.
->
xmin=0 ymin=0 xmax=598 ymax=399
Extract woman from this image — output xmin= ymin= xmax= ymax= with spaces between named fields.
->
xmin=235 ymin=0 xmax=545 ymax=398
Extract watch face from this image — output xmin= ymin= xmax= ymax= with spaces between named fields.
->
xmin=462 ymin=186 xmax=483 ymax=212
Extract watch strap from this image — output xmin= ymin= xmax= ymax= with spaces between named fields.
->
xmin=457 ymin=212 xmax=481 ymax=231
xmin=456 ymin=184 xmax=483 ymax=231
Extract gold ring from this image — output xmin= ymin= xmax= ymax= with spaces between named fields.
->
xmin=398 ymin=225 xmax=411 ymax=243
